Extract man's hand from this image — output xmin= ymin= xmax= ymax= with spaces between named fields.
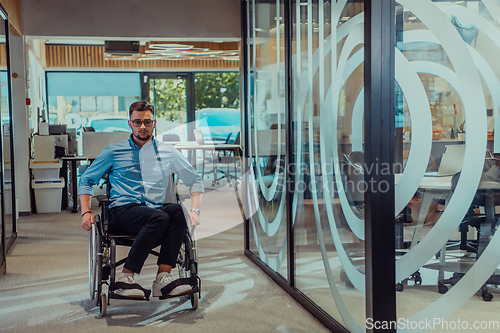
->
xmin=82 ymin=212 xmax=94 ymax=231
xmin=189 ymin=211 xmax=200 ymax=227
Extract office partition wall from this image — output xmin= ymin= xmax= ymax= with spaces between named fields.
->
xmin=0 ymin=5 xmax=15 ymax=258
xmin=394 ymin=0 xmax=500 ymax=330
xmin=244 ymin=0 xmax=500 ymax=332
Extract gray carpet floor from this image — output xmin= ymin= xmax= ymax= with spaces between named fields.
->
xmin=0 ymin=184 xmax=329 ymax=333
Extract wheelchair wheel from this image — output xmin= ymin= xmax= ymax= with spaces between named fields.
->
xmin=89 ymin=223 xmax=97 ymax=300
xmin=89 ymin=220 xmax=102 ymax=301
xmin=100 ymin=292 xmax=107 ymax=317
xmin=190 ymin=292 xmax=199 ymax=310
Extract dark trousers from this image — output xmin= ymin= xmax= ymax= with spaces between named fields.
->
xmin=109 ymin=203 xmax=187 ymax=274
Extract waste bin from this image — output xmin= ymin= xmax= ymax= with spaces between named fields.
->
xmin=32 ymin=177 xmax=65 ymax=213
xmin=30 ymin=159 xmax=62 ymax=180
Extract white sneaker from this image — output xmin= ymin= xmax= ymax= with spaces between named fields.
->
xmin=153 ymin=272 xmax=192 ymax=297
xmin=113 ymin=273 xmax=147 ymax=298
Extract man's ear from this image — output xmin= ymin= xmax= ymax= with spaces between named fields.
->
xmin=128 ymin=120 xmax=133 ymax=130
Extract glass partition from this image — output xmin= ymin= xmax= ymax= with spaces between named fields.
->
xmin=0 ymin=13 xmax=13 ymax=255
xmin=246 ymin=0 xmax=500 ymax=331
xmin=0 ymin=11 xmax=5 ymax=272
xmin=395 ymin=1 xmax=500 ymax=330
xmin=247 ymin=0 xmax=288 ymax=279
xmin=292 ymin=0 xmax=366 ymax=330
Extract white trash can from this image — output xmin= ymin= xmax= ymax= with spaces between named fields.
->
xmin=30 ymin=159 xmax=63 ymax=180
xmin=32 ymin=177 xmax=65 ymax=213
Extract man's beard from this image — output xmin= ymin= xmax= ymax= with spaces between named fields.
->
xmin=134 ymin=133 xmax=152 ymax=141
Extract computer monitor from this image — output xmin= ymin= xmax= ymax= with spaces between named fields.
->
xmin=49 ymin=124 xmax=67 ymax=135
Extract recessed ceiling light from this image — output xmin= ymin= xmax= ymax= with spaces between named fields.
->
xmin=138 ymin=57 xmax=163 ymax=61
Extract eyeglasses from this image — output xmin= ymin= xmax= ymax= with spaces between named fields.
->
xmin=130 ymin=119 xmax=154 ymax=127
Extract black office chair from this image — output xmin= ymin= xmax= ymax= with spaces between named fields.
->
xmin=89 ymin=173 xmax=201 ymax=316
xmin=438 ymin=161 xmax=500 ymax=301
xmin=342 ymin=151 xmax=420 ymax=290
xmin=207 ymin=132 xmax=240 ymax=187
xmin=214 ymin=132 xmax=240 ymax=187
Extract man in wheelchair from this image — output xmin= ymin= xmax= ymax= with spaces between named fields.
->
xmin=79 ymin=100 xmax=203 ymax=300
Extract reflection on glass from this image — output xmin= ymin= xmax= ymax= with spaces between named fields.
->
xmin=247 ymin=0 xmax=288 ymax=279
xmin=396 ymin=0 xmax=500 ymax=327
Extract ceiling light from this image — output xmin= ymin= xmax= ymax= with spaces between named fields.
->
xmin=148 ymin=43 xmax=193 ymax=50
xmin=138 ymin=57 xmax=163 ymax=61
xmin=182 ymin=51 xmax=222 ymax=55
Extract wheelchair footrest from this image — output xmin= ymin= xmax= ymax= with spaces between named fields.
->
xmin=110 ymin=292 xmax=151 ymax=301
xmin=158 ymin=276 xmax=198 ymax=300
xmin=110 ymin=281 xmax=152 ymax=300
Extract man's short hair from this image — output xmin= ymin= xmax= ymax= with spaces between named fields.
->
xmin=129 ymin=100 xmax=155 ymax=118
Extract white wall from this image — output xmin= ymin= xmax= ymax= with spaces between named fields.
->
xmin=23 ymin=0 xmax=241 ymax=39
xmin=9 ymin=33 xmax=31 ymax=214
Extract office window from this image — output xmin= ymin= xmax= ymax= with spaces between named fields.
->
xmin=46 ymin=72 xmax=141 ymax=132
xmin=194 ymin=72 xmax=240 ymax=143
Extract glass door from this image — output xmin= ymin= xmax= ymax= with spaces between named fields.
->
xmin=142 ymin=73 xmax=194 ymax=142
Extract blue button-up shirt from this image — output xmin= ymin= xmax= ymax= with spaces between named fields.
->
xmin=78 ymin=135 xmax=204 ymax=209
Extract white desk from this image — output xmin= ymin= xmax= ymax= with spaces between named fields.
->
xmin=395 ymin=174 xmax=453 ymax=249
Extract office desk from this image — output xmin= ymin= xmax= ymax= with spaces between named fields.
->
xmin=62 ymin=156 xmax=91 ymax=213
xmin=171 ymin=142 xmax=241 ymax=185
xmin=395 ymin=174 xmax=453 ymax=249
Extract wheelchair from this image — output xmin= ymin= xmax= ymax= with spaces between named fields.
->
xmin=88 ymin=175 xmax=201 ymax=316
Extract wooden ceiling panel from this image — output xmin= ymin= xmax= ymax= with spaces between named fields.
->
xmin=45 ymin=43 xmax=239 ymax=69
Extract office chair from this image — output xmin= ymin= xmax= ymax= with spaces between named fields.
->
xmin=343 ymin=151 xmax=421 ymax=290
xmin=162 ymin=134 xmax=181 ymax=142
xmin=438 ymin=163 xmax=500 ymax=301
xmin=210 ymin=132 xmax=240 ymax=187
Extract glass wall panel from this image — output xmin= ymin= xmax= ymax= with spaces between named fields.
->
xmin=395 ymin=0 xmax=500 ymax=330
xmin=0 ymin=16 xmax=13 ymax=252
xmin=247 ymin=0 xmax=288 ymax=279
xmin=0 ymin=14 xmax=5 ymax=271
xmin=292 ymin=0 xmax=366 ymax=330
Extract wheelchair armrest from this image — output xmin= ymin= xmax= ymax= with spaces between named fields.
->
xmin=96 ymin=195 xmax=109 ymax=205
